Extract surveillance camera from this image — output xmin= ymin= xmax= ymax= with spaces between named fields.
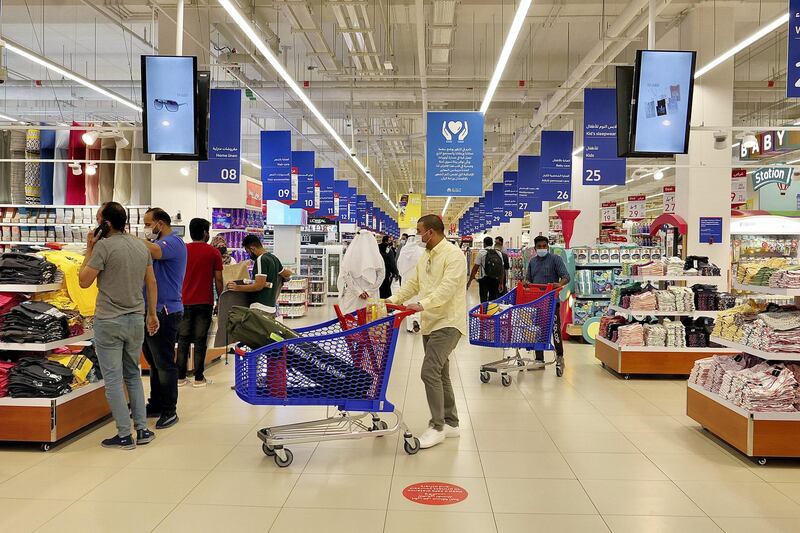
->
xmin=713 ymin=130 xmax=728 ymax=150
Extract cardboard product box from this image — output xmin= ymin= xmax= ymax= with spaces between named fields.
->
xmin=46 ymin=228 xmax=55 ymax=241
xmin=11 ymin=226 xmax=20 ymax=242
xmin=20 ymin=227 xmax=30 ymax=241
xmin=609 ymin=249 xmax=621 ymax=263
xmin=64 ymin=209 xmax=74 ymax=224
xmin=55 ymin=208 xmax=65 ymax=224
xmin=573 ymin=247 xmax=589 ymax=265
xmin=55 ymin=226 xmax=65 ymax=241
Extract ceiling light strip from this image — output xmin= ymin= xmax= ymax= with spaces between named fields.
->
xmin=694 ymin=13 xmax=789 ymax=79
xmin=479 ymin=0 xmax=532 ymax=114
xmin=0 ymin=113 xmax=17 ymax=122
xmin=241 ymin=157 xmax=261 ymax=170
xmin=1 ymin=38 xmax=142 ymax=113
xmin=217 ymin=0 xmax=396 ymax=211
xmin=441 ymin=196 xmax=452 ymax=217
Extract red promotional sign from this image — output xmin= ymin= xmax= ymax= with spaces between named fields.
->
xmin=246 ymin=179 xmax=262 ymax=210
xmin=403 ymin=482 xmax=468 ymax=506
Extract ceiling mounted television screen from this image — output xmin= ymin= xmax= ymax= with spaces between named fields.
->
xmin=156 ymin=69 xmax=210 ymax=161
xmin=615 ymin=65 xmax=635 ymax=157
xmin=630 ymin=49 xmax=696 ymax=157
xmin=141 ymin=55 xmax=198 ymax=155
xmin=266 ymin=200 xmax=307 ymax=226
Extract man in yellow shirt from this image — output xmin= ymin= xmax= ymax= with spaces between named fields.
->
xmin=388 ymin=214 xmax=467 ymax=449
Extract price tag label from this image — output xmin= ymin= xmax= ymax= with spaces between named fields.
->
xmin=731 ymin=169 xmax=747 ymax=205
xmin=601 ymin=202 xmax=617 ymax=225
xmin=662 ymin=186 xmax=675 ymax=214
xmin=627 ymin=195 xmax=646 ymax=220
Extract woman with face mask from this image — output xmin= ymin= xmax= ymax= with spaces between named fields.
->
xmin=337 ymin=231 xmax=385 ymax=313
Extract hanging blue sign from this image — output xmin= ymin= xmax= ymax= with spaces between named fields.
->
xmin=316 ymin=168 xmax=335 ymax=219
xmin=292 ymin=151 xmax=316 ymax=212
xmin=426 ymin=111 xmax=484 ymax=196
xmin=518 ymin=155 xmax=542 ymax=213
xmin=583 ymin=88 xmax=626 ymax=186
xmin=347 ymin=187 xmax=358 ymax=224
xmin=789 ymin=1 xmax=800 ymax=98
xmin=493 ymin=183 xmax=508 ymax=224
xmin=539 ymin=130 xmax=573 ymax=201
xmin=503 ymin=171 xmax=521 ymax=219
xmin=357 ymin=195 xmax=367 ymax=227
xmin=478 ymin=198 xmax=487 ymax=231
xmin=261 ymin=130 xmax=293 ymax=204
xmin=333 ymin=180 xmax=348 ymax=220
xmin=699 ymin=217 xmax=723 ymax=244
xmin=199 ymin=89 xmax=241 ymax=183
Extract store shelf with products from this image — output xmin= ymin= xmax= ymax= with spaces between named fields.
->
xmin=0 ymin=331 xmax=93 ymax=352
xmin=608 ymin=305 xmax=720 ymax=319
xmin=279 ymin=277 xmax=308 ymax=318
xmin=732 ymin=282 xmax=800 ymax=297
xmin=626 ymin=275 xmax=725 ymax=284
xmin=595 ymin=336 xmax=738 ymax=378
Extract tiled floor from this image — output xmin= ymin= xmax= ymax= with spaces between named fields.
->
xmin=2 ymin=303 xmax=800 ymax=532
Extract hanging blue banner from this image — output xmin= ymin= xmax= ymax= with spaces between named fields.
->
xmin=346 ymin=187 xmax=358 ymax=224
xmin=261 ymin=130 xmax=293 ymax=204
xmin=357 ymin=195 xmax=367 ymax=227
xmin=426 ymin=111 xmax=484 ymax=196
xmin=583 ymin=88 xmax=626 ymax=186
xmin=493 ymin=183 xmax=508 ymax=224
xmin=518 ymin=155 xmax=542 ymax=212
xmin=503 ymin=171 xmax=521 ymax=219
xmin=539 ymin=131 xmax=573 ymax=201
xmin=316 ymin=168 xmax=335 ymax=219
xmin=199 ymin=89 xmax=242 ymax=183
xmin=333 ymin=180 xmax=348 ymax=220
xmin=477 ymin=198 xmax=486 ymax=231
xmin=790 ymin=1 xmax=800 ymax=98
xmin=292 ymin=151 xmax=316 ymax=213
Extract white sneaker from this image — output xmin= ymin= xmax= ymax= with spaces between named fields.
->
xmin=418 ymin=427 xmax=446 ymax=449
xmin=444 ymin=424 xmax=460 ymax=438
xmin=177 ymin=379 xmax=189 ymax=387
xmin=193 ymin=379 xmax=212 ymax=388
xmin=529 ymin=361 xmax=546 ymax=371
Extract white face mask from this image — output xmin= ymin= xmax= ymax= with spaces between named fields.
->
xmin=536 ymin=248 xmax=548 ymax=258
xmin=144 ymin=225 xmax=159 ymax=241
xmin=416 ymin=232 xmax=429 ymax=248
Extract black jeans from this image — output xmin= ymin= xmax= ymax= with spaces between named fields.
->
xmin=535 ymin=303 xmax=563 ymax=361
xmin=176 ymin=304 xmax=213 ymax=381
xmin=478 ymin=277 xmax=500 ymax=303
xmin=142 ymin=310 xmax=182 ymax=415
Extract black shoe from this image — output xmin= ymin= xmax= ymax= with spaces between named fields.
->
xmin=155 ymin=413 xmax=179 ymax=429
xmin=146 ymin=404 xmax=161 ymax=418
xmin=136 ymin=428 xmax=156 ymax=445
xmin=101 ymin=434 xmax=135 ymax=450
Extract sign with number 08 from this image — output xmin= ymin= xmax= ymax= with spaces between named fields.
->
xmin=626 ymin=195 xmax=646 ymax=220
xmin=662 ymin=186 xmax=675 ymax=214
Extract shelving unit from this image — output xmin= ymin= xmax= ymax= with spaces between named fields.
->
xmin=279 ymin=277 xmax=308 ymax=318
xmin=300 ymin=245 xmax=327 ymax=306
xmin=0 ymin=281 xmax=104 ymax=449
xmin=596 ymin=271 xmax=728 ymax=377
xmin=687 ymin=279 xmax=800 ymax=461
xmin=595 ymin=336 xmax=738 ymax=378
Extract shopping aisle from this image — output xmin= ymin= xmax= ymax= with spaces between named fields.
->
xmin=2 ymin=304 xmax=800 ymax=533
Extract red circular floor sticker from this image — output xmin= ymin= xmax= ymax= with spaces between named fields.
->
xmin=402 ymin=482 xmax=468 ymax=506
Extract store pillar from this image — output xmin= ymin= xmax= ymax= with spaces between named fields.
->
xmin=674 ymin=6 xmax=734 ymax=281
xmin=569 ymin=154 xmax=599 ymax=247
xmin=529 ymin=207 xmax=549 ymax=240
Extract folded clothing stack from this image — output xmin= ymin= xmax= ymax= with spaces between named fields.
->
xmin=0 ymin=293 xmax=27 ymax=328
xmin=598 ymin=315 xmax=627 ymax=340
xmin=617 ymin=323 xmax=645 ymax=346
xmin=638 ymin=262 xmax=664 ymax=276
xmin=0 ymin=360 xmax=14 ymax=397
xmin=666 ymin=257 xmax=685 ymax=277
xmin=8 ymin=357 xmax=74 ymax=398
xmin=643 ymin=323 xmax=666 ymax=346
xmin=692 ymin=284 xmax=718 ymax=311
xmin=669 ymin=286 xmax=695 ymax=312
xmin=0 ymin=253 xmax=58 ymax=285
xmin=655 ymin=290 xmax=676 ymax=312
xmin=0 ymin=301 xmax=69 ymax=344
xmin=769 ymin=268 xmax=800 ymax=289
xmin=629 ymin=291 xmax=657 ymax=311
xmin=664 ymin=320 xmax=686 ymax=347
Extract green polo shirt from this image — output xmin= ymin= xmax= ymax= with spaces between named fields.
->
xmin=252 ymin=252 xmax=283 ymax=309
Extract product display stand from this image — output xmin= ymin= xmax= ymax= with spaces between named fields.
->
xmin=597 ymin=274 xmax=728 ymax=377
xmin=0 ymin=283 xmax=103 ymax=450
xmin=279 ymin=277 xmax=308 ymax=318
xmin=300 ymin=245 xmax=327 ymax=306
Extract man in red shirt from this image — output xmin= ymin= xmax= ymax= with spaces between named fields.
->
xmin=177 ymin=218 xmax=223 ymax=387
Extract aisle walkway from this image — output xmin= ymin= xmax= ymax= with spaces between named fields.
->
xmin=2 ymin=305 xmax=800 ymax=532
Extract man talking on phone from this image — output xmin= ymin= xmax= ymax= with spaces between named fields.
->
xmin=79 ymin=202 xmax=159 ymax=450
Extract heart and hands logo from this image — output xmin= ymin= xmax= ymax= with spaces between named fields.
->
xmin=441 ymin=120 xmax=469 ymax=141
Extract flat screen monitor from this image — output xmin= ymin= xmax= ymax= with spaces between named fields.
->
xmin=155 ymin=70 xmax=210 ymax=161
xmin=630 ymin=49 xmax=696 ymax=156
xmin=266 ymin=200 xmax=307 ymax=226
xmin=141 ymin=55 xmax=198 ymax=155
xmin=615 ymin=66 xmax=635 ymax=157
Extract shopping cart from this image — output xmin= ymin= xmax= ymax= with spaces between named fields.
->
xmin=469 ymin=282 xmax=562 ymax=386
xmin=234 ymin=304 xmax=420 ymax=467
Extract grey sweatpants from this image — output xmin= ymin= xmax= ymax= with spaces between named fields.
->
xmin=421 ymin=327 xmax=462 ymax=430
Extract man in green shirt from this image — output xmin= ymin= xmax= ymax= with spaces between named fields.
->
xmin=226 ymin=234 xmax=292 ymax=316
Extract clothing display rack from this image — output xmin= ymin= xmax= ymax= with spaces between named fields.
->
xmin=0 ymin=283 xmax=103 ymax=451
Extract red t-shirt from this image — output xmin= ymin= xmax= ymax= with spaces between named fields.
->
xmin=182 ymin=242 xmax=223 ymax=306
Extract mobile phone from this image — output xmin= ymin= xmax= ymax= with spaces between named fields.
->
xmin=93 ymin=221 xmax=110 ymax=239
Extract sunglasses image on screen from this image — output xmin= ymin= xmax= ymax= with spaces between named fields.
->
xmin=153 ymin=99 xmax=188 ymax=112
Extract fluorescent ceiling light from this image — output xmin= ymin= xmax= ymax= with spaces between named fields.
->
xmin=0 ymin=113 xmax=17 ymax=122
xmin=732 ymin=142 xmax=741 ymax=148
xmin=600 ymin=185 xmax=618 ymax=193
xmin=572 ymin=146 xmax=584 ymax=157
xmin=1 ymin=38 xmax=142 ymax=113
xmin=695 ymin=13 xmax=789 ymax=79
xmin=654 ymin=169 xmax=664 ymax=181
xmin=441 ymin=196 xmax=452 ymax=217
xmin=241 ymin=157 xmax=262 ymax=170
xmin=217 ymin=0 xmax=396 ymax=210
xmin=479 ymin=0 xmax=532 ymax=114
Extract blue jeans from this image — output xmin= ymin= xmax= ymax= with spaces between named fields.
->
xmin=94 ymin=313 xmax=147 ymax=437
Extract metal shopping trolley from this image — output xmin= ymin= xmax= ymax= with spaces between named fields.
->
xmin=469 ymin=282 xmax=563 ymax=386
xmin=234 ymin=304 xmax=420 ymax=467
